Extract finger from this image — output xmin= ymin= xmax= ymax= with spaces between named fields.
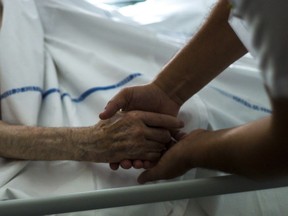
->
xmin=138 ymin=156 xmax=170 ymax=183
xmin=144 ymin=128 xmax=171 ymax=143
xmin=175 ymin=132 xmax=187 ymax=140
xmin=99 ymin=101 xmax=124 ymax=120
xmin=133 ymin=160 xmax=156 ymax=169
xmin=143 ymin=160 xmax=155 ymax=169
xmin=139 ymin=112 xmax=184 ymax=129
xmin=120 ymin=160 xmax=133 ymax=169
xmin=99 ymin=90 xmax=129 ymax=120
xmin=110 ymin=163 xmax=120 ymax=170
xmin=170 ymin=130 xmax=187 ymax=141
xmin=137 ymin=165 xmax=166 ymax=184
xmin=166 ymin=138 xmax=177 ymax=150
xmin=132 ymin=151 xmax=162 ymax=162
xmin=133 ymin=160 xmax=145 ymax=169
xmin=137 ymin=154 xmax=177 ymax=184
xmin=135 ymin=141 xmax=166 ymax=156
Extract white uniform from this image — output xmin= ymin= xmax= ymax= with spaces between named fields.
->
xmin=229 ymin=0 xmax=288 ymax=98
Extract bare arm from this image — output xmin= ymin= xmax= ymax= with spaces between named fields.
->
xmin=153 ymin=0 xmax=247 ymax=106
xmin=192 ymin=103 xmax=288 ymax=178
xmin=0 ymin=111 xmax=183 ymax=163
xmin=155 ymin=0 xmax=288 ymax=177
xmin=138 ymin=119 xmax=277 ymax=183
xmin=137 ymin=1 xmax=288 ymax=183
xmin=0 ymin=121 xmax=90 ymax=161
xmin=138 ymin=99 xmax=288 ymax=183
xmin=100 ymin=0 xmax=247 ymax=118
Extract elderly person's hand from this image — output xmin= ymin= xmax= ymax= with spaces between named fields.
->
xmin=79 ymin=110 xmax=183 ymax=163
xmin=0 ymin=110 xmax=182 ymax=163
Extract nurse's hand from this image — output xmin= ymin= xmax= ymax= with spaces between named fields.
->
xmin=79 ymin=111 xmax=183 ymax=163
xmin=99 ymin=83 xmax=181 ymax=120
xmin=137 ymin=129 xmax=208 ymax=184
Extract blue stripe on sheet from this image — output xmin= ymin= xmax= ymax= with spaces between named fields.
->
xmin=209 ymin=86 xmax=272 ymax=114
xmin=0 ymin=73 xmax=142 ymax=102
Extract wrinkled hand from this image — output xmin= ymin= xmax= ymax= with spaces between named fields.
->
xmin=137 ymin=129 xmax=208 ymax=184
xmin=80 ymin=111 xmax=183 ymax=163
xmin=109 ymin=131 xmax=184 ymax=170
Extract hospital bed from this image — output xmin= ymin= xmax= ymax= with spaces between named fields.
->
xmin=1 ymin=175 xmax=288 ymax=215
xmin=1 ymin=0 xmax=288 ymax=215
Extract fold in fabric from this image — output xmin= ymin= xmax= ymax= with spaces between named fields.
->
xmin=0 ymin=0 xmax=208 ymax=215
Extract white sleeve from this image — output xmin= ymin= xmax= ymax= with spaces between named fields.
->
xmin=229 ymin=0 xmax=288 ymax=98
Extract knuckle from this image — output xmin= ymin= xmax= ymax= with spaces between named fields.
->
xmin=126 ymin=111 xmax=138 ymax=120
xmin=129 ymin=111 xmax=141 ymax=119
xmin=127 ymin=145 xmax=142 ymax=157
xmin=132 ymin=128 xmax=145 ymax=139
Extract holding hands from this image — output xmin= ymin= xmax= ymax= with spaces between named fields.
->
xmin=99 ymin=83 xmax=181 ymax=119
xmin=138 ymin=129 xmax=213 ymax=184
xmin=86 ymin=110 xmax=183 ymax=163
xmin=99 ymin=83 xmax=198 ymax=182
xmin=99 ymin=0 xmax=288 ymax=185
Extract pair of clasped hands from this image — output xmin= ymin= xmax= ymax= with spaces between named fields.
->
xmin=99 ymin=83 xmax=206 ymax=184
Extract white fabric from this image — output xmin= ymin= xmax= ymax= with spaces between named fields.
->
xmin=0 ymin=0 xmax=287 ymax=215
xmin=0 ymin=0 xmax=207 ymax=215
xmin=115 ymin=0 xmax=216 ymax=43
xmin=229 ymin=16 xmax=256 ymax=57
xmin=229 ymin=0 xmax=288 ymax=98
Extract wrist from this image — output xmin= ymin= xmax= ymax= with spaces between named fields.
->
xmin=0 ymin=122 xmax=84 ymax=161
xmin=71 ymin=126 xmax=109 ymax=163
xmin=152 ymin=78 xmax=186 ymax=107
xmin=185 ymin=129 xmax=229 ymax=170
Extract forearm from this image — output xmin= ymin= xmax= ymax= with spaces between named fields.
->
xmin=192 ymin=116 xmax=288 ymax=178
xmin=0 ymin=121 xmax=90 ymax=161
xmin=153 ymin=0 xmax=247 ymax=106
xmin=0 ymin=110 xmax=181 ymax=163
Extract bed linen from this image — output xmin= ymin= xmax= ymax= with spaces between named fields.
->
xmin=0 ymin=0 xmax=287 ymax=215
xmin=0 ymin=0 xmax=207 ymax=215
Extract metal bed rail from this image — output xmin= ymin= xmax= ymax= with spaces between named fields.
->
xmin=1 ymin=175 xmax=288 ymax=216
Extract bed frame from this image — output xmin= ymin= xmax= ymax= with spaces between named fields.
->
xmin=1 ymin=174 xmax=288 ymax=215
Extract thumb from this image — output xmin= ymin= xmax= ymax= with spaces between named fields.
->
xmin=137 ymin=147 xmax=190 ymax=184
xmin=137 ymin=159 xmax=172 ymax=184
xmin=99 ymin=87 xmax=135 ymax=120
xmin=99 ymin=95 xmax=127 ymax=120
xmin=99 ymin=102 xmax=121 ymax=120
xmin=137 ymin=167 xmax=163 ymax=184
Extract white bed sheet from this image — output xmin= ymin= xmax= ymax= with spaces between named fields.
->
xmin=0 ymin=0 xmax=208 ymax=215
xmin=0 ymin=0 xmax=287 ymax=215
